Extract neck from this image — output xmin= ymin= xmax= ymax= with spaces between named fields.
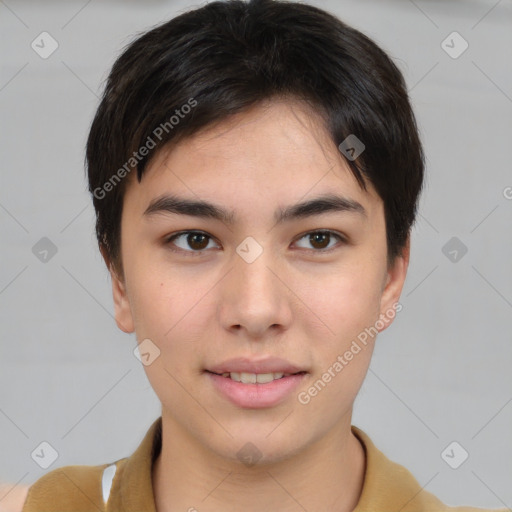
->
xmin=152 ymin=412 xmax=366 ymax=512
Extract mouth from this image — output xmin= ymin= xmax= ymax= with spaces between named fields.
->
xmin=205 ymin=369 xmax=308 ymax=408
xmin=205 ymin=370 xmax=307 ymax=384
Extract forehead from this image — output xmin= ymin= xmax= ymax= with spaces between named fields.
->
xmin=124 ymin=98 xmax=382 ymax=219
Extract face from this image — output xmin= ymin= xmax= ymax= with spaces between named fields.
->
xmin=109 ymin=98 xmax=408 ymax=465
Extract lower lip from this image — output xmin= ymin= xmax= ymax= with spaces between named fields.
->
xmin=206 ymin=371 xmax=307 ymax=409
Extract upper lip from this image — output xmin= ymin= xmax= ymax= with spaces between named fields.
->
xmin=206 ymin=357 xmax=307 ymax=375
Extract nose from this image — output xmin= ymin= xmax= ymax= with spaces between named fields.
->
xmin=218 ymin=245 xmax=293 ymax=339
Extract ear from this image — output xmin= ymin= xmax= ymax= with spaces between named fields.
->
xmin=100 ymin=246 xmax=135 ymax=334
xmin=377 ymin=236 xmax=410 ymax=332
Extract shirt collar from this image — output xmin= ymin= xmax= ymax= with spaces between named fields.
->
xmin=109 ymin=416 xmax=162 ymax=512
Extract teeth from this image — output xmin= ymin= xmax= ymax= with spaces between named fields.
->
xmin=222 ymin=372 xmax=287 ymax=383
xmin=254 ymin=372 xmax=277 ymax=384
xmin=241 ymin=372 xmax=256 ymax=384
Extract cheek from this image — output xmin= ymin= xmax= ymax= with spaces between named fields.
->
xmin=294 ymin=265 xmax=381 ymax=418
xmin=127 ymin=274 xmax=205 ymax=400
xmin=126 ymin=262 xmax=214 ymax=363
xmin=305 ymin=258 xmax=384 ymax=342
xmin=123 ymin=243 xmax=176 ymax=333
xmin=128 ymin=276 xmax=184 ymax=337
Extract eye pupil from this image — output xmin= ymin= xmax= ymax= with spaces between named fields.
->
xmin=310 ymin=232 xmax=329 ymax=249
xmin=188 ymin=233 xmax=209 ymax=250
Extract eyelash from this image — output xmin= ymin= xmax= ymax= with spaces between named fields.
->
xmin=164 ymin=230 xmax=346 ymax=256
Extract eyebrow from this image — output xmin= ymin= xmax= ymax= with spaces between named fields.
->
xmin=143 ymin=192 xmax=366 ymax=225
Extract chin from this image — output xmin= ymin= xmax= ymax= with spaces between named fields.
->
xmin=205 ymin=426 xmax=310 ymax=468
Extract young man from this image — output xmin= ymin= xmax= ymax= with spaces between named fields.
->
xmin=19 ymin=0 xmax=506 ymax=511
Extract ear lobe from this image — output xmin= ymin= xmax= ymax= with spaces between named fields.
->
xmin=100 ymin=245 xmax=135 ymax=334
xmin=377 ymin=237 xmax=410 ymax=332
xmin=110 ymin=271 xmax=135 ymax=333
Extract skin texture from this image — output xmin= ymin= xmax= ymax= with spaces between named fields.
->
xmin=0 ymin=484 xmax=28 ymax=512
xmin=107 ymin=98 xmax=410 ymax=512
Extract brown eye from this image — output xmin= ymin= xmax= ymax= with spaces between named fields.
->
xmin=294 ymin=230 xmax=344 ymax=252
xmin=187 ymin=233 xmax=209 ymax=250
xmin=166 ymin=231 xmax=218 ymax=253
xmin=309 ymin=232 xmax=330 ymax=249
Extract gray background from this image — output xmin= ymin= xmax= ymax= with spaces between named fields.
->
xmin=1 ymin=0 xmax=511 ymax=509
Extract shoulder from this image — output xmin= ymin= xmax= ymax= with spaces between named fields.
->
xmin=21 ymin=418 xmax=162 ymax=512
xmin=351 ymin=426 xmax=507 ymax=512
xmin=21 ymin=460 xmax=126 ymax=512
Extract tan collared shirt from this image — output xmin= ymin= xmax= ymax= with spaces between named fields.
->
xmin=22 ymin=417 xmax=505 ymax=511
